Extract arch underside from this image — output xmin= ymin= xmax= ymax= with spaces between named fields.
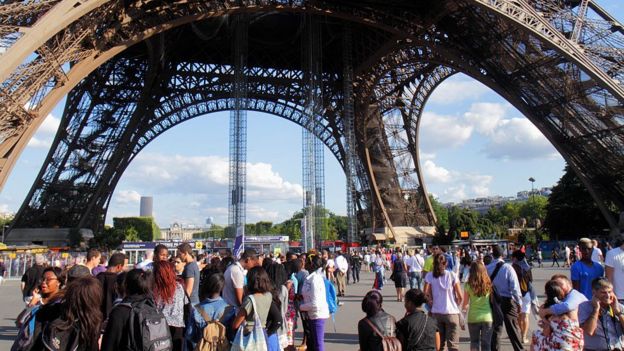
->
xmin=0 ymin=0 xmax=622 ymax=236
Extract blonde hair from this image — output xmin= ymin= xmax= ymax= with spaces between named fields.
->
xmin=467 ymin=261 xmax=492 ymax=297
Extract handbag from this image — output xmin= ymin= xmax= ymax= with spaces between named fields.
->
xmin=364 ymin=318 xmax=402 ymax=351
xmin=231 ymin=295 xmax=268 ymax=351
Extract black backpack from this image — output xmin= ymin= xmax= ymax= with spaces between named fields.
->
xmin=41 ymin=319 xmax=80 ymax=351
xmin=489 ymin=262 xmax=505 ymax=324
xmin=119 ymin=298 xmax=173 ymax=351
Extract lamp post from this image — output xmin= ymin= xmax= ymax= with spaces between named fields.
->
xmin=528 ymin=177 xmax=536 ymax=228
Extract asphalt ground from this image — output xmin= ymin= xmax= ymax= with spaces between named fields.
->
xmin=0 ymin=263 xmax=571 ymax=350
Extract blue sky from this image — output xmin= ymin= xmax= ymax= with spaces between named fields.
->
xmin=0 ymin=2 xmax=621 ymax=229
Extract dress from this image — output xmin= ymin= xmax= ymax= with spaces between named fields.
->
xmin=531 ymin=318 xmax=583 ymax=351
xmin=284 ymin=282 xmax=297 ymax=346
xmin=392 ymin=259 xmax=409 ymax=288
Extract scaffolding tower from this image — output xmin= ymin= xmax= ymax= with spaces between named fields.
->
xmin=229 ymin=14 xmax=248 ymax=257
xmin=302 ymin=14 xmax=324 ymax=252
xmin=342 ymin=26 xmax=358 ymax=244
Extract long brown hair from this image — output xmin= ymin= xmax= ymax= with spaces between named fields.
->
xmin=467 ymin=261 xmax=492 ymax=297
xmin=432 ymin=253 xmax=447 ymax=278
xmin=153 ymin=260 xmax=177 ymax=304
xmin=60 ymin=276 xmax=103 ymax=346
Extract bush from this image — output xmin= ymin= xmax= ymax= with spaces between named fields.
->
xmin=113 ymin=217 xmax=160 ymax=241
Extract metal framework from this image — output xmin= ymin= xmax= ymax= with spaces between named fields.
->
xmin=229 ymin=14 xmax=248 ymax=256
xmin=0 ymin=1 xmax=622 ymax=241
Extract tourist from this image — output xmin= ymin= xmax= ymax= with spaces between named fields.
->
xmin=300 ymin=254 xmax=329 ymax=351
xmin=101 ymin=269 xmax=171 ymax=351
xmin=91 ymin=255 xmax=107 ymax=276
xmin=173 ymin=256 xmax=185 ymax=275
xmin=539 ymin=274 xmax=587 ymax=320
xmin=155 ymin=244 xmax=170 ymax=262
xmin=565 ymin=245 xmax=571 ymax=267
xmin=487 ymin=245 xmax=524 ymax=351
xmin=373 ymin=251 xmax=386 ymax=290
xmin=178 ymin=243 xmax=200 ymax=304
xmin=84 ymin=248 xmax=101 ymax=273
xmin=511 ymin=250 xmax=535 ymax=345
xmin=350 ymin=250 xmax=362 ymax=284
xmin=536 ymin=248 xmax=543 ymax=268
xmin=424 ymin=253 xmax=463 ymax=351
xmin=136 ymin=250 xmax=154 ymax=270
xmin=21 ymin=254 xmax=46 ymax=305
xmin=39 ymin=276 xmax=103 ymax=351
xmin=406 ymin=249 xmax=424 ymax=290
xmin=335 ymin=251 xmax=348 ymax=296
xmin=552 ymin=249 xmax=560 ymax=267
xmin=96 ymin=252 xmax=126 ymax=318
xmin=231 ymin=267 xmax=274 ymax=349
xmin=282 ymin=261 xmax=299 ymax=350
xmin=153 ymin=260 xmax=188 ymax=351
xmin=66 ymin=264 xmax=91 ymax=284
xmin=422 ymin=245 xmax=441 ymax=277
xmin=28 ymin=266 xmax=64 ymax=307
xmin=459 ymin=251 xmax=472 ymax=283
xmin=397 ymin=288 xmax=440 ymax=351
xmin=605 ymin=234 xmax=624 ymax=303
xmin=571 ymin=238 xmax=604 ymax=300
xmin=266 ymin=262 xmax=289 ymax=351
xmin=391 ymin=252 xmax=409 ymax=302
xmin=462 ymin=262 xmax=493 ymax=351
xmin=224 ymin=248 xmax=257 ymax=307
xmin=364 ymin=251 xmax=371 ymax=272
xmin=578 ymin=278 xmax=624 ymax=350
xmin=186 ymin=272 xmax=235 ymax=347
xmin=531 ymin=279 xmax=584 ymax=350
xmin=592 ymin=239 xmax=604 ymax=264
xmin=0 ymin=257 xmax=6 ymax=286
xmin=357 ymin=290 xmax=397 ymax=351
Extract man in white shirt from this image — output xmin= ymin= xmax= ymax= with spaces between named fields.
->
xmin=223 ymin=248 xmax=258 ymax=307
xmin=335 ymin=251 xmax=349 ymax=297
xmin=364 ymin=252 xmax=371 ymax=272
xmin=606 ymin=235 xmax=624 ymax=302
xmin=405 ymin=249 xmax=424 ymax=290
xmin=592 ymin=239 xmax=604 ymax=263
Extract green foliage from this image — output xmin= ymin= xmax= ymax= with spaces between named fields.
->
xmin=124 ymin=226 xmax=140 ymax=241
xmin=113 ymin=217 xmax=160 ymax=241
xmin=68 ymin=228 xmax=84 ymax=248
xmin=193 ymin=224 xmax=226 ymax=239
xmin=429 ymin=195 xmax=449 ymax=229
xmin=520 ymin=195 xmax=548 ymax=227
xmin=543 ymin=164 xmax=614 ymax=239
xmin=90 ymin=226 xmax=125 ymax=250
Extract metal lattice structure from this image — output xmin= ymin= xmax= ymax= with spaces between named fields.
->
xmin=0 ymin=0 xmax=623 ymax=241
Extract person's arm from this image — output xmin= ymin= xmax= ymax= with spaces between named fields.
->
xmin=453 ymin=278 xmax=463 ymax=307
xmin=435 ymin=331 xmax=441 ymax=351
xmin=100 ymin=307 xmax=127 ymax=351
xmin=581 ymin=299 xmax=601 ymax=336
xmin=462 ymin=288 xmax=470 ymax=312
xmin=231 ymin=305 xmax=248 ymax=330
xmin=184 ymin=277 xmax=194 ymax=297
xmin=505 ymin=266 xmax=522 ymax=306
xmin=358 ymin=319 xmax=369 ymax=351
xmin=232 ymin=268 xmax=245 ymax=306
xmin=423 ymin=281 xmax=432 ymax=305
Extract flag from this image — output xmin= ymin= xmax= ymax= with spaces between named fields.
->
xmin=233 ymin=225 xmax=245 ymax=258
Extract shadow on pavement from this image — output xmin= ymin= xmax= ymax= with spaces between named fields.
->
xmin=0 ymin=325 xmax=18 ymax=341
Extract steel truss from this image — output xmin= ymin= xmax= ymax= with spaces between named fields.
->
xmin=0 ymin=1 xmax=622 ymax=238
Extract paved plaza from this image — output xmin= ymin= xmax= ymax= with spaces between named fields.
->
xmin=0 ymin=264 xmax=570 ymax=350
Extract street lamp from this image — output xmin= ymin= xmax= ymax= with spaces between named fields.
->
xmin=528 ymin=177 xmax=536 ymax=228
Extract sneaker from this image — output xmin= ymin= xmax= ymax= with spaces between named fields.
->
xmin=338 ymin=302 xmax=345 ymax=306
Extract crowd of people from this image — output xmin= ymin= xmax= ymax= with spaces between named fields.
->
xmin=6 ymin=234 xmax=624 ymax=351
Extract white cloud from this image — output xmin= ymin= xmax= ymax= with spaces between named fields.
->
xmin=419 ymin=112 xmax=473 ymax=151
xmin=38 ymin=115 xmax=61 ymax=134
xmin=422 ymin=160 xmax=452 ymax=183
xmin=421 ymin=158 xmax=493 ymax=202
xmin=27 ymin=137 xmax=52 ymax=148
xmin=428 ymin=80 xmax=489 ymax=105
xmin=463 ymin=103 xmax=506 ymax=135
xmin=116 ymin=190 xmax=141 ymax=204
xmin=27 ymin=114 xmax=60 ymax=149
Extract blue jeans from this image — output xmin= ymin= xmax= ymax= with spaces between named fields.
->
xmin=375 ymin=270 xmax=384 ymax=290
xmin=409 ymin=271 xmax=422 ymax=290
xmin=468 ymin=322 xmax=493 ymax=351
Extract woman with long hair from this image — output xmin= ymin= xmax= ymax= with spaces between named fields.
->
xmin=424 ymin=253 xmax=463 ymax=351
xmin=300 ymin=254 xmax=330 ymax=351
xmin=282 ymin=260 xmax=299 ymax=351
xmin=39 ymin=276 xmax=103 ymax=351
xmin=357 ymin=290 xmax=397 ymax=351
xmin=266 ymin=262 xmax=289 ymax=351
xmin=531 ymin=280 xmax=583 ymax=351
xmin=461 ymin=262 xmax=493 ymax=351
xmin=153 ymin=260 xmax=188 ymax=351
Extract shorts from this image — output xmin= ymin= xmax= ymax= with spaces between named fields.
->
xmin=521 ymin=292 xmax=531 ymax=314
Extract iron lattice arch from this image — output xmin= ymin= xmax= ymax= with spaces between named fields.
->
xmin=0 ymin=0 xmax=623 ymax=236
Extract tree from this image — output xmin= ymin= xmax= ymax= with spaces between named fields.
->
xmin=90 ymin=226 xmax=125 ymax=250
xmin=124 ymin=226 xmax=140 ymax=241
xmin=520 ymin=195 xmax=548 ymax=227
xmin=113 ymin=217 xmax=160 ymax=241
xmin=543 ymin=165 xmax=614 ymax=240
xmin=429 ymin=195 xmax=449 ymax=229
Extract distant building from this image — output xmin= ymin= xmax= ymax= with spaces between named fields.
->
xmin=162 ymin=222 xmax=205 ymax=240
xmin=445 ymin=187 xmax=553 ymax=214
xmin=140 ymin=196 xmax=153 ymax=217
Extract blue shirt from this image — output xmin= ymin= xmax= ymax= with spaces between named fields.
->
xmin=186 ymin=297 xmax=235 ymax=343
xmin=486 ymin=259 xmax=522 ymax=305
xmin=578 ymin=301 xmax=624 ymax=350
xmin=444 ymin=253 xmax=455 ymax=271
xmin=571 ymin=260 xmax=604 ymax=299
xmin=550 ymin=289 xmax=588 ymax=316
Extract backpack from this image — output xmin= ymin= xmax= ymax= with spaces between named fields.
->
xmin=119 ymin=298 xmax=172 ymax=351
xmin=323 ymin=277 xmax=338 ymax=315
xmin=11 ymin=305 xmax=40 ymax=351
xmin=489 ymin=262 xmax=505 ymax=324
xmin=518 ymin=269 xmax=531 ymax=296
xmin=364 ymin=318 xmax=402 ymax=351
xmin=194 ymin=306 xmax=230 ymax=351
xmin=41 ymin=318 xmax=80 ymax=351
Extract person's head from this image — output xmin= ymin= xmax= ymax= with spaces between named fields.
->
xmin=85 ymin=248 xmax=101 ymax=269
xmin=66 ymin=264 xmax=91 ymax=284
xmin=246 ymin=266 xmax=273 ymax=294
xmin=432 ymin=253 xmax=447 ymax=278
xmin=579 ymin=238 xmax=593 ymax=261
xmin=511 ymin=250 xmax=525 ymax=263
xmin=34 ymin=254 xmax=45 ymax=266
xmin=177 ymin=243 xmax=194 ymax=262
xmin=403 ymin=289 xmax=427 ymax=313
xmin=361 ymin=290 xmax=383 ymax=318
xmin=467 ymin=261 xmax=492 ymax=297
xmin=240 ymin=248 xmax=258 ymax=270
xmin=41 ymin=266 xmax=64 ymax=297
xmin=108 ymin=253 xmax=126 ymax=273
xmin=544 ymin=279 xmax=565 ymax=308
xmin=124 ymin=268 xmax=153 ymax=296
xmin=592 ymin=239 xmax=599 ymax=248
xmin=61 ymin=276 xmax=103 ymax=345
xmin=306 ymin=254 xmax=324 ymax=272
xmin=287 ymin=252 xmax=298 ymax=262
xmin=266 ymin=262 xmax=288 ymax=288
xmin=321 ymin=250 xmax=329 ymax=260
xmin=551 ymin=274 xmax=573 ymax=294
xmin=491 ymin=245 xmax=503 ymax=259
xmin=592 ymin=278 xmax=616 ymax=307
xmin=152 ymin=260 xmax=177 ymax=304
xmin=199 ymin=271 xmax=225 ymax=300
xmin=173 ymin=255 xmax=185 ymax=274
xmin=154 ymin=244 xmax=169 ymax=262
xmin=429 ymin=245 xmax=440 ymax=255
